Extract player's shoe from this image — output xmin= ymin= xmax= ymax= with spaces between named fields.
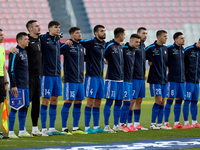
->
xmin=135 ymin=124 xmax=148 ymax=130
xmin=160 ymin=125 xmax=172 ymax=130
xmin=104 ymin=126 xmax=116 ymax=133
xmin=18 ymin=131 xmax=33 ymax=138
xmin=0 ymin=132 xmax=9 ymax=139
xmin=50 ymin=129 xmax=66 ymax=135
xmin=93 ymin=127 xmax=108 ymax=133
xmin=129 ymin=125 xmax=138 ymax=131
xmin=31 ymin=130 xmax=48 ymax=136
xmin=150 ymin=124 xmax=160 ymax=130
xmin=42 ymin=130 xmax=53 ymax=136
xmin=73 ymin=128 xmax=88 ymax=134
xmin=113 ymin=125 xmax=128 ymax=132
xmin=85 ymin=128 xmax=97 ymax=134
xmin=9 ymin=132 xmax=18 ymax=139
xmin=174 ymin=123 xmax=187 ymax=129
xmin=61 ymin=129 xmax=73 ymax=135
xmin=120 ymin=125 xmax=135 ymax=132
xmin=183 ymin=123 xmax=194 ymax=129
xmin=165 ymin=123 xmax=173 ymax=129
xmin=192 ymin=123 xmax=200 ymax=128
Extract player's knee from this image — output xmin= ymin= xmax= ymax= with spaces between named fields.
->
xmin=74 ymin=100 xmax=82 ymax=104
xmin=94 ymin=99 xmax=101 ymax=108
xmin=86 ymin=98 xmax=95 ymax=107
xmin=136 ymin=98 xmax=142 ymax=105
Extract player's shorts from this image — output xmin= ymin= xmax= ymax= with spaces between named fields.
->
xmin=63 ymin=82 xmax=85 ymax=100
xmin=105 ymin=80 xmax=124 ymax=100
xmin=168 ymin=82 xmax=186 ymax=99
xmin=29 ymin=76 xmax=40 ymax=103
xmin=0 ymin=77 xmax=5 ymax=103
xmin=132 ymin=79 xmax=145 ymax=99
xmin=185 ymin=82 xmax=199 ymax=101
xmin=40 ymin=76 xmax=62 ymax=98
xmin=18 ymin=88 xmax=29 ymax=106
xmin=85 ymin=76 xmax=105 ymax=99
xmin=123 ymin=81 xmax=132 ymax=100
xmin=149 ymin=83 xmax=168 ymax=98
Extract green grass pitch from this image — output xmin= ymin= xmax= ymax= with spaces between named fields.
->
xmin=0 ymin=89 xmax=200 ymax=149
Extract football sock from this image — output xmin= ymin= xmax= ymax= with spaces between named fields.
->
xmin=9 ymin=108 xmax=17 ymax=131
xmin=190 ymin=101 xmax=198 ymax=121
xmin=40 ymin=104 xmax=47 ymax=129
xmin=18 ymin=107 xmax=27 ymax=131
xmin=73 ymin=103 xmax=82 ymax=128
xmin=114 ymin=100 xmax=122 ymax=126
xmin=61 ymin=102 xmax=72 ymax=129
xmin=174 ymin=99 xmax=182 ymax=122
xmin=134 ymin=109 xmax=141 ymax=127
xmin=85 ymin=106 xmax=91 ymax=128
xmin=183 ymin=100 xmax=190 ymax=121
xmin=157 ymin=105 xmax=164 ymax=124
xmin=164 ymin=99 xmax=173 ymax=123
xmin=151 ymin=103 xmax=160 ymax=124
xmin=120 ymin=101 xmax=130 ymax=125
xmin=49 ymin=104 xmax=57 ymax=128
xmin=128 ymin=110 xmax=133 ymax=124
xmin=104 ymin=99 xmax=113 ymax=126
xmin=93 ymin=107 xmax=100 ymax=127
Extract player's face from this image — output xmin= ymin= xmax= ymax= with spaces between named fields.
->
xmin=49 ymin=25 xmax=60 ymax=36
xmin=19 ymin=36 xmax=29 ymax=48
xmin=31 ymin=22 xmax=41 ymax=35
xmin=96 ymin=28 xmax=106 ymax=39
xmin=0 ymin=31 xmax=4 ymax=43
xmin=138 ymin=30 xmax=147 ymax=42
xmin=130 ymin=38 xmax=140 ymax=49
xmin=176 ymin=35 xmax=185 ymax=46
xmin=72 ymin=30 xmax=82 ymax=41
xmin=159 ymin=33 xmax=167 ymax=44
xmin=119 ymin=32 xmax=125 ymax=42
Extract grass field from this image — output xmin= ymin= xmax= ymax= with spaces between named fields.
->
xmin=0 ymin=88 xmax=200 ymax=149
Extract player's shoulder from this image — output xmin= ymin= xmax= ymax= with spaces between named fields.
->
xmin=185 ymin=45 xmax=194 ymax=52
xmin=105 ymin=40 xmax=115 ymax=51
xmin=80 ymin=38 xmax=94 ymax=43
xmin=145 ymin=43 xmax=156 ymax=51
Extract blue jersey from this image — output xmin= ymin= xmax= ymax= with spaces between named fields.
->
xmin=185 ymin=43 xmax=200 ymax=84
xmin=80 ymin=37 xmax=105 ymax=78
xmin=145 ymin=41 xmax=168 ymax=84
xmin=123 ymin=43 xmax=135 ymax=83
xmin=60 ymin=40 xmax=84 ymax=83
xmin=105 ymin=39 xmax=124 ymax=81
xmin=8 ymin=45 xmax=29 ymax=88
xmin=40 ymin=32 xmax=61 ymax=76
xmin=168 ymin=43 xmax=185 ymax=82
xmin=133 ymin=43 xmax=146 ymax=80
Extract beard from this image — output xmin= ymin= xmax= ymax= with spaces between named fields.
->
xmin=98 ymin=34 xmax=106 ymax=40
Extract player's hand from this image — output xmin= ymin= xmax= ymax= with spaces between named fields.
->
xmin=11 ymin=87 xmax=18 ymax=98
xmin=5 ymin=84 xmax=8 ymax=96
xmin=9 ymin=47 xmax=19 ymax=54
xmin=65 ymin=40 xmax=73 ymax=46
xmin=148 ymin=61 xmax=153 ymax=66
xmin=104 ymin=59 xmax=108 ymax=65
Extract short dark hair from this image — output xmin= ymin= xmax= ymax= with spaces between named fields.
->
xmin=48 ymin=21 xmax=60 ymax=28
xmin=16 ymin=32 xmax=28 ymax=42
xmin=137 ymin=27 xmax=147 ymax=33
xmin=173 ymin=32 xmax=183 ymax=40
xmin=26 ymin=20 xmax=37 ymax=31
xmin=114 ymin=27 xmax=125 ymax=38
xmin=0 ymin=29 xmax=3 ymax=32
xmin=94 ymin=25 xmax=105 ymax=33
xmin=156 ymin=30 xmax=167 ymax=37
xmin=130 ymin=34 xmax=141 ymax=39
xmin=69 ymin=27 xmax=80 ymax=34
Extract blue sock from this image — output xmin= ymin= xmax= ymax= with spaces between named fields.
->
xmin=174 ymin=99 xmax=182 ymax=122
xmin=61 ymin=102 xmax=72 ymax=128
xmin=164 ymin=99 xmax=173 ymax=122
xmin=18 ymin=107 xmax=27 ymax=131
xmin=40 ymin=104 xmax=48 ymax=129
xmin=114 ymin=100 xmax=122 ymax=126
xmin=49 ymin=104 xmax=57 ymax=128
xmin=183 ymin=100 xmax=190 ymax=121
xmin=73 ymin=103 xmax=82 ymax=128
xmin=157 ymin=105 xmax=164 ymax=124
xmin=9 ymin=108 xmax=17 ymax=131
xmin=151 ymin=103 xmax=160 ymax=124
xmin=93 ymin=107 xmax=100 ymax=127
xmin=134 ymin=109 xmax=141 ymax=123
xmin=85 ymin=106 xmax=91 ymax=127
xmin=128 ymin=110 xmax=133 ymax=123
xmin=120 ymin=101 xmax=130 ymax=124
xmin=104 ymin=99 xmax=113 ymax=126
xmin=190 ymin=101 xmax=198 ymax=121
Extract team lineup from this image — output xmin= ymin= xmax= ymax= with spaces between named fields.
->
xmin=0 ymin=19 xmax=200 ymax=139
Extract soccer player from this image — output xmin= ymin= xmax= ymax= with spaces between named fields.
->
xmin=104 ymin=27 xmax=126 ymax=132
xmin=119 ymin=34 xmax=141 ymax=131
xmin=183 ymin=39 xmax=200 ymax=128
xmin=8 ymin=32 xmax=33 ymax=138
xmin=60 ymin=27 xmax=86 ymax=135
xmin=164 ymin=32 xmax=186 ymax=129
xmin=40 ymin=21 xmax=63 ymax=135
xmin=0 ymin=29 xmax=9 ymax=139
xmin=128 ymin=27 xmax=148 ymax=130
xmin=145 ymin=30 xmax=170 ymax=130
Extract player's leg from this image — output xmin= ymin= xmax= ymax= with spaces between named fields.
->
xmin=8 ymin=108 xmax=18 ymax=138
xmin=128 ymin=99 xmax=135 ymax=128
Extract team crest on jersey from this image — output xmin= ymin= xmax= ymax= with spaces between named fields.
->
xmin=152 ymin=48 xmax=159 ymax=56
xmin=19 ymin=53 xmax=25 ymax=60
xmin=70 ymin=46 xmax=77 ymax=52
xmin=172 ymin=49 xmax=178 ymax=55
xmin=190 ymin=51 xmax=196 ymax=57
xmin=94 ymin=43 xmax=102 ymax=48
xmin=164 ymin=51 xmax=167 ymax=54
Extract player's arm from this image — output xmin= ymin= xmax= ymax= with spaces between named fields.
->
xmin=145 ymin=47 xmax=152 ymax=66
xmin=9 ymin=47 xmax=19 ymax=54
xmin=60 ymin=43 xmax=69 ymax=55
xmin=79 ymin=38 xmax=94 ymax=48
xmin=3 ymin=63 xmax=8 ymax=96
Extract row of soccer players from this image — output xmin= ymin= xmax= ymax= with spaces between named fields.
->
xmin=7 ymin=20 xmax=200 ymax=138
